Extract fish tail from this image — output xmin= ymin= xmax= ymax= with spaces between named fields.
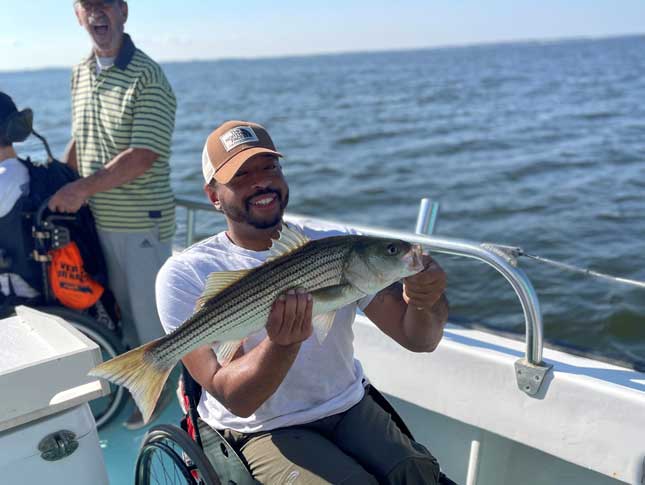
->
xmin=88 ymin=338 xmax=175 ymax=424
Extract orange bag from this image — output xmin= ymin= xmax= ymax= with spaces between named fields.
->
xmin=49 ymin=241 xmax=104 ymax=310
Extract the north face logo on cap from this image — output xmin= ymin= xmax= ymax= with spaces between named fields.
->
xmin=219 ymin=126 xmax=259 ymax=152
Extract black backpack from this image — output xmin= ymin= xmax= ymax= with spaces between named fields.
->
xmin=17 ymin=156 xmax=108 ymax=286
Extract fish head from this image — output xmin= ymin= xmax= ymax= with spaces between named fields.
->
xmin=344 ymin=237 xmax=424 ymax=294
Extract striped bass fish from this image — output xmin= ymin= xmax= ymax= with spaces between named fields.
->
xmin=89 ymin=225 xmax=424 ymax=423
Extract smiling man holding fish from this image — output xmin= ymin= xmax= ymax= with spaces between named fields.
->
xmin=94 ymin=120 xmax=449 ymax=483
xmin=167 ymin=120 xmax=449 ymax=484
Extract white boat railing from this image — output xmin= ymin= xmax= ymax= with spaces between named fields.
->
xmin=175 ymin=197 xmax=551 ymax=395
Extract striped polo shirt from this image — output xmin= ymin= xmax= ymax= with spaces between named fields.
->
xmin=71 ymin=34 xmax=177 ymax=241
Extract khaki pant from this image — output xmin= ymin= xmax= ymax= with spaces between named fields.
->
xmin=222 ymin=392 xmax=440 ymax=485
xmin=97 ymin=227 xmax=171 ymax=348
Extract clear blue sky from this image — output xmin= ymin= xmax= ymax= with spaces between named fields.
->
xmin=2 ymin=0 xmax=644 ymax=72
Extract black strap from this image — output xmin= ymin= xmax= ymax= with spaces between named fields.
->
xmin=181 ymin=365 xmax=204 ymax=449
xmin=16 ymin=155 xmax=31 ymax=170
xmin=366 ymin=384 xmax=415 ymax=441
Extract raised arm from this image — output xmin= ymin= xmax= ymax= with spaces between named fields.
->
xmin=364 ymin=254 xmax=449 ymax=352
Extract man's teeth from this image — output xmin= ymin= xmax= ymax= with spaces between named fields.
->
xmin=252 ymin=196 xmax=275 ymax=206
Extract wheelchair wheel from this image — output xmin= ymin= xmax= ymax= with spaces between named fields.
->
xmin=136 ymin=424 xmax=221 ymax=485
xmin=35 ymin=305 xmax=128 ymax=429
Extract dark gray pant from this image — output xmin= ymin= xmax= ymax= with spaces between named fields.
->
xmin=223 ymin=392 xmax=440 ymax=484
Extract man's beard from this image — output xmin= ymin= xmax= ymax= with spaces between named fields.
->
xmin=221 ymin=188 xmax=289 ymax=230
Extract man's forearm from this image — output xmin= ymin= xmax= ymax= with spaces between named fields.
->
xmin=74 ymin=147 xmax=158 ymax=198
xmin=402 ymin=293 xmax=449 ymax=352
xmin=208 ymin=339 xmax=301 ymax=418
xmin=366 ymin=280 xmax=449 ymax=353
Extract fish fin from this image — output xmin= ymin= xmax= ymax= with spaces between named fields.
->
xmin=267 ymin=224 xmax=311 ymax=261
xmin=309 ymin=284 xmax=366 ymax=343
xmin=88 ymin=339 xmax=175 ymax=424
xmin=195 ymin=269 xmax=250 ymax=311
xmin=216 ymin=339 xmax=243 ymax=366
xmin=312 ymin=311 xmax=337 ymax=343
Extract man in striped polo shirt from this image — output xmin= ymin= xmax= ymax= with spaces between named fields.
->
xmin=49 ymin=0 xmax=176 ymax=428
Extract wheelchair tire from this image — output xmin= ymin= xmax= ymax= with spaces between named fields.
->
xmin=136 ymin=424 xmax=221 ymax=485
xmin=35 ymin=305 xmax=128 ymax=429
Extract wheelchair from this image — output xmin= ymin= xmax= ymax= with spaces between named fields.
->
xmin=0 ymin=193 xmax=128 ymax=429
xmin=135 ymin=366 xmax=457 ymax=485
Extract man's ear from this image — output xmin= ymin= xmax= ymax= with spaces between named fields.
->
xmin=204 ymin=183 xmax=222 ymax=210
xmin=74 ymin=4 xmax=83 ymax=26
xmin=121 ymin=1 xmax=129 ymax=23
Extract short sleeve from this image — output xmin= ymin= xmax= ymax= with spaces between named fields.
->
xmin=130 ymin=81 xmax=176 ymax=158
xmin=70 ymin=66 xmax=79 ymax=138
xmin=155 ymin=258 xmax=202 ymax=335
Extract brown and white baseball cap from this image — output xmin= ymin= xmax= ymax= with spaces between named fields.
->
xmin=202 ymin=120 xmax=283 ymax=184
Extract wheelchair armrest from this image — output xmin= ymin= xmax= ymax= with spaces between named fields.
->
xmin=196 ymin=418 xmax=260 ymax=485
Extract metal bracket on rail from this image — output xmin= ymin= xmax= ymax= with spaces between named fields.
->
xmin=514 ymin=359 xmax=552 ymax=396
xmin=481 ymin=243 xmax=521 ymax=267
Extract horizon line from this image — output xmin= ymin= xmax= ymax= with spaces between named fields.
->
xmin=2 ymin=31 xmax=643 ymax=75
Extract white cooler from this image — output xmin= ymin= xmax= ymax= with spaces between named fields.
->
xmin=0 ymin=306 xmax=110 ymax=484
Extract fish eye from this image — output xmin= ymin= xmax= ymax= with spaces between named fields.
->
xmin=386 ymin=243 xmax=399 ymax=255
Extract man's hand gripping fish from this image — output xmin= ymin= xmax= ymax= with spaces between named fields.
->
xmin=89 ymin=225 xmax=424 ymax=423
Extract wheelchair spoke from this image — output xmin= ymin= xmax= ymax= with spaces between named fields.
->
xmin=135 ymin=424 xmax=222 ymax=485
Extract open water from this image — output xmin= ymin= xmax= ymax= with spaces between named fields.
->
xmin=1 ymin=35 xmax=644 ymax=368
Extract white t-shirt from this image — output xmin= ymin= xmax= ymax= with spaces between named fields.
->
xmin=156 ymin=220 xmax=373 ymax=433
xmin=96 ymin=55 xmax=115 ymax=74
xmin=0 ymin=158 xmax=29 ymax=218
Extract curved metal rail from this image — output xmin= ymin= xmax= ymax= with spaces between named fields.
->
xmin=176 ymin=197 xmax=551 ymax=395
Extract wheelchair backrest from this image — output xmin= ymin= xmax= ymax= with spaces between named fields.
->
xmin=0 ymin=158 xmax=111 ymax=309
xmin=0 ymin=196 xmax=42 ymax=295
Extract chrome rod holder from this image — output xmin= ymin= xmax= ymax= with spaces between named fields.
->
xmin=415 ymin=198 xmax=440 ymax=235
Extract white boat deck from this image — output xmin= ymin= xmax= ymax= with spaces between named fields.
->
xmin=0 ymin=306 xmax=109 ymax=431
xmin=354 ymin=315 xmax=645 ymax=485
